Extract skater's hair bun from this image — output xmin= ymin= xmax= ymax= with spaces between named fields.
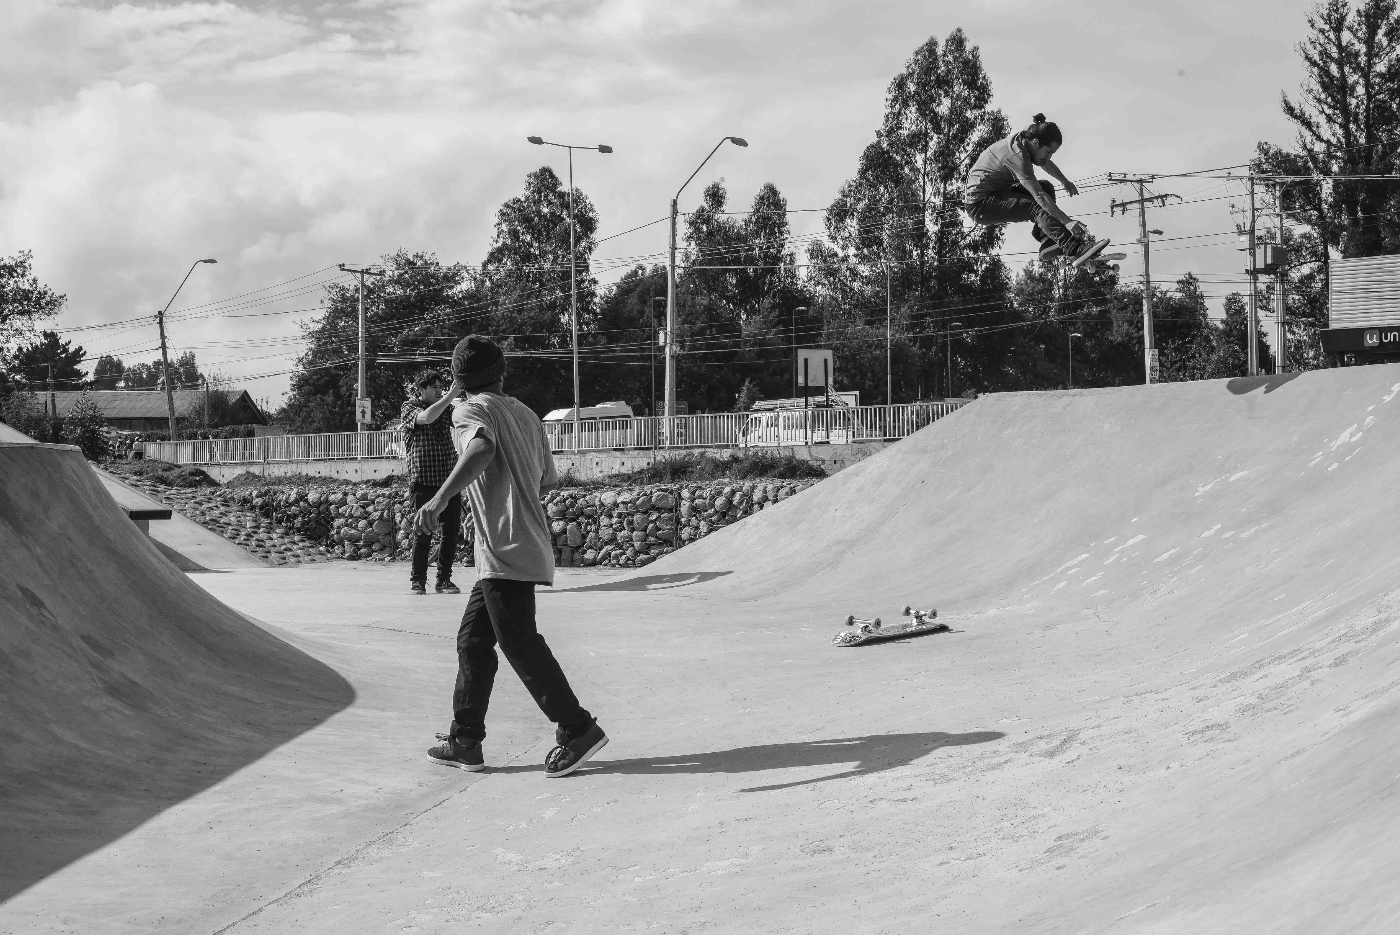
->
xmin=1022 ymin=114 xmax=1063 ymax=148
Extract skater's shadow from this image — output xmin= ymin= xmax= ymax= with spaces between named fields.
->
xmin=498 ymin=731 xmax=1004 ymax=791
xmin=553 ymin=571 xmax=732 ymax=593
xmin=1227 ymin=372 xmax=1301 ymax=395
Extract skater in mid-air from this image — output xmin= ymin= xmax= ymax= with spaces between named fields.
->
xmin=963 ymin=113 xmax=1109 ymax=267
xmin=418 ymin=335 xmax=607 ymax=778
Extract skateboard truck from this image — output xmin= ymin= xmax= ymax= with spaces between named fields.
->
xmin=844 ymin=615 xmax=882 ymax=634
xmin=901 ymin=605 xmax=937 ymax=624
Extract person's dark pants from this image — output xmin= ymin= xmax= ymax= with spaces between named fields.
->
xmin=449 ymin=579 xmax=593 ymax=745
xmin=411 ymin=481 xmax=461 ymax=586
xmin=966 ymin=181 xmax=1080 ymax=256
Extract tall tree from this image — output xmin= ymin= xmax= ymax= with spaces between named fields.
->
xmin=677 ymin=180 xmax=805 ymax=410
xmin=10 ymin=330 xmax=86 ymax=387
xmin=479 ymin=166 xmax=600 ymax=415
xmin=810 ymin=29 xmax=1014 ymax=399
xmin=0 ymin=251 xmax=66 ymax=366
xmin=92 ymin=355 xmax=124 ymax=390
xmin=1279 ymin=0 xmax=1400 ymax=258
xmin=280 ymin=250 xmax=482 ymax=432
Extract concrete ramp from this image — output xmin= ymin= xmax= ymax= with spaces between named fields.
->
xmin=93 ymin=468 xmax=267 ymax=571
xmin=617 ymin=363 xmax=1400 ymax=931
xmin=0 ymin=444 xmax=352 ymax=903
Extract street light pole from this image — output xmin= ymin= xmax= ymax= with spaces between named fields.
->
xmin=665 ymin=136 xmax=748 ymax=432
xmin=1069 ymin=332 xmax=1083 ymax=388
xmin=946 ymin=321 xmax=962 ymax=399
xmin=651 ymin=296 xmax=665 ymax=417
xmin=529 ymin=136 xmax=613 ymax=450
xmin=156 ymin=258 xmax=217 ymax=442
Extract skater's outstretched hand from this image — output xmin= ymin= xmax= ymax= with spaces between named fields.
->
xmin=1063 ymin=180 xmax=1080 ymax=197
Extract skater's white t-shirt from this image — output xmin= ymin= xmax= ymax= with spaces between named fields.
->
xmin=450 ymin=392 xmax=559 ymax=586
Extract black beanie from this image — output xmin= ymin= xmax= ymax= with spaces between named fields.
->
xmin=451 ymin=335 xmax=506 ymax=389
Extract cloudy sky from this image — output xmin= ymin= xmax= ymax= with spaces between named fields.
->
xmin=2 ymin=0 xmax=1318 ymax=404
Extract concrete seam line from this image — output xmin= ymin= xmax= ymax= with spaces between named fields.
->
xmin=207 ymin=742 xmax=540 ymax=934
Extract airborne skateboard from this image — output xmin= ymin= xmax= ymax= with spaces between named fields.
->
xmin=1081 ymin=252 xmax=1126 ymax=274
xmin=832 ymin=606 xmax=947 ymax=646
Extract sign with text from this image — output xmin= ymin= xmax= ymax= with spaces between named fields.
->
xmin=356 ymin=397 xmax=372 ymax=423
xmin=797 ymin=349 xmax=835 ymax=388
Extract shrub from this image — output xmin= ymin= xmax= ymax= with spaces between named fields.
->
xmin=0 ymin=390 xmax=50 ymax=441
xmin=61 ymin=391 xmax=111 ymax=461
xmin=606 ymin=450 xmax=827 ymax=484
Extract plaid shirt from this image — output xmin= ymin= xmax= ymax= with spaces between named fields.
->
xmin=400 ymin=399 xmax=457 ymax=487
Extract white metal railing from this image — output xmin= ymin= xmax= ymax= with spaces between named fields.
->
xmin=146 ymin=401 xmax=969 ymax=465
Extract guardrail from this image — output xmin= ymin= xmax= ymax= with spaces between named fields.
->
xmin=145 ymin=401 xmax=969 ymax=465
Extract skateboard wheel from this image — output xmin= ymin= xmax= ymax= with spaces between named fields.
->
xmin=844 ymin=615 xmax=855 ymax=627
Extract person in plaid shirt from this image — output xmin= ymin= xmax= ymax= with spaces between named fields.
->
xmin=400 ymin=369 xmax=463 ymax=595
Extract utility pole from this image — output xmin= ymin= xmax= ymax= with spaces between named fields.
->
xmin=1247 ymin=175 xmax=1259 ymax=377
xmin=339 ymin=264 xmax=385 ymax=432
xmin=156 ymin=307 xmax=177 ymax=441
xmin=1276 ymin=183 xmax=1288 ymax=372
xmin=202 ymin=375 xmax=210 ymax=428
xmin=1109 ymin=175 xmax=1180 ymax=384
xmin=886 ymin=262 xmax=893 ymax=405
xmin=47 ymin=363 xmax=55 ymax=423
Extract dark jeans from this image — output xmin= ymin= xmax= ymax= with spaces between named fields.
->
xmin=411 ymin=481 xmax=461 ymax=586
xmin=449 ymin=579 xmax=593 ymax=745
xmin=965 ymin=180 xmax=1080 ymax=254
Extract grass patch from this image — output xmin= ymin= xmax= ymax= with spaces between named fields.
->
xmin=222 ymin=472 xmax=402 ymax=489
xmin=106 ymin=459 xmax=218 ymax=488
xmin=604 ymin=450 xmax=827 ymax=485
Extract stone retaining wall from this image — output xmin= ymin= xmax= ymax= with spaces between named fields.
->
xmin=167 ymin=478 xmax=817 ymax=567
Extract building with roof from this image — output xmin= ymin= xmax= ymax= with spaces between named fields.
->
xmin=38 ymin=390 xmax=269 ymax=432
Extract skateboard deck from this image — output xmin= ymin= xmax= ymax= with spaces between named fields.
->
xmin=1070 ymin=237 xmax=1113 ymax=269
xmin=1081 ymin=252 xmax=1126 ymax=273
xmin=832 ymin=606 xmax=948 ymax=646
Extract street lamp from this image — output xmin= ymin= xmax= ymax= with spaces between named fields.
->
xmin=528 ymin=136 xmax=613 ymax=449
xmin=156 ymin=258 xmax=217 ymax=443
xmin=666 ymin=136 xmax=748 ymax=430
xmin=946 ymin=321 xmax=962 ymax=399
xmin=1069 ymin=332 xmax=1083 ymax=388
xmin=792 ymin=306 xmax=808 ymax=397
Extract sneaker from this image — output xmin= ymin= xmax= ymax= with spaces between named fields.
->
xmin=1070 ymin=237 xmax=1111 ymax=269
xmin=426 ymin=736 xmax=485 ymax=771
xmin=435 ymin=580 xmax=461 ymax=595
xmin=544 ymin=720 xmax=608 ymax=778
xmin=411 ymin=582 xmax=426 ymax=595
xmin=1039 ymin=242 xmax=1062 ymax=261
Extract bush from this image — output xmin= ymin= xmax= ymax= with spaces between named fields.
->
xmin=606 ymin=450 xmax=828 ymax=484
xmin=0 ymin=390 xmax=50 ymax=441
xmin=105 ymin=459 xmax=217 ymax=488
xmin=61 ymin=391 xmax=111 ymax=461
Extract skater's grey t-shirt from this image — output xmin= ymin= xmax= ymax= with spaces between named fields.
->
xmin=965 ymin=133 xmax=1040 ymax=202
xmin=450 ymin=392 xmax=559 ymax=586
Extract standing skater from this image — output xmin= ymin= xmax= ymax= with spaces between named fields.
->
xmin=419 ymin=335 xmax=607 ymax=777
xmin=400 ymin=369 xmax=463 ymax=595
xmin=963 ymin=114 xmax=1109 ymax=267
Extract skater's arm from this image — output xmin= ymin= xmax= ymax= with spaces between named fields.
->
xmin=414 ymin=435 xmax=494 ymax=534
xmin=1041 ymin=159 xmax=1079 ymax=197
xmin=1011 ymin=155 xmax=1074 ymax=226
xmin=414 ymin=380 xmax=462 ymax=424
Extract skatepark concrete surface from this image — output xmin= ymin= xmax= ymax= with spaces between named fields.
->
xmin=5 ymin=364 xmax=1400 ymax=933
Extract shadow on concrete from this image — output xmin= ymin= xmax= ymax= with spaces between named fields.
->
xmin=1227 ymin=372 xmax=1302 ymax=395
xmin=151 ymin=537 xmax=215 ymax=572
xmin=0 ymin=445 xmax=355 ymax=903
xmin=496 ymin=731 xmax=1005 ymax=791
xmin=553 ymin=571 xmax=733 ymax=593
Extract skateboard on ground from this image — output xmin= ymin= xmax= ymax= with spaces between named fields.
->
xmin=832 ymin=606 xmax=948 ymax=646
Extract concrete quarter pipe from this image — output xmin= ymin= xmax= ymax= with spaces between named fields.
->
xmin=0 ymin=443 xmax=353 ymax=902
